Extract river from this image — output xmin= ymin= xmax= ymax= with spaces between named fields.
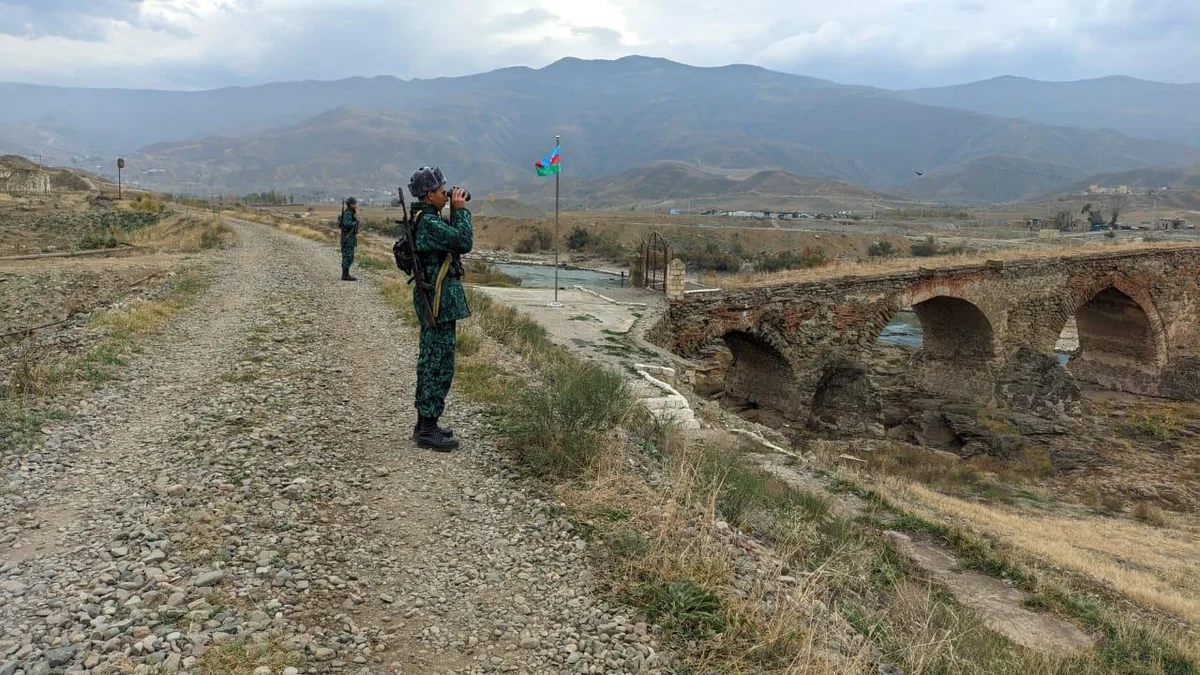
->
xmin=494 ymin=263 xmax=625 ymax=289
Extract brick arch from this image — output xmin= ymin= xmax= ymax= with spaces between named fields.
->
xmin=1053 ymin=275 xmax=1168 ymax=369
xmin=874 ymin=286 xmax=999 ymax=363
xmin=719 ymin=327 xmax=802 ymax=417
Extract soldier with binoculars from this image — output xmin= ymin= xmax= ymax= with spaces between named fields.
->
xmin=404 ymin=166 xmax=473 ymax=451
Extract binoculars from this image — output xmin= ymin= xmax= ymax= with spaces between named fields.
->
xmin=449 ymin=186 xmax=472 ymax=202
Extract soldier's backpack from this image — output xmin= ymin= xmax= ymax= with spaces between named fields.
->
xmin=392 ymin=214 xmax=417 ymax=278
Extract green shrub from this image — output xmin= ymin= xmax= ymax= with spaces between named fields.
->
xmin=911 ymin=235 xmax=939 ymax=257
xmin=754 ymin=247 xmax=828 ymax=273
xmin=868 ymin=241 xmax=895 ymax=257
xmin=641 ymin=580 xmax=725 ymax=637
xmin=566 ymin=226 xmax=592 ymax=250
xmin=506 ymin=359 xmax=632 ymax=478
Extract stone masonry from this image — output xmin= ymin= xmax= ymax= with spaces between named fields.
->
xmin=666 ymin=259 xmax=686 ymax=301
xmin=650 ymin=248 xmax=1200 ymax=420
xmin=0 ymin=167 xmax=51 ymax=195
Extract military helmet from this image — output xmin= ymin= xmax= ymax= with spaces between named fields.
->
xmin=344 ymin=196 xmax=357 ymax=205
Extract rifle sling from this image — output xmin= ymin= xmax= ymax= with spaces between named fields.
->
xmin=432 ymin=256 xmax=452 ymax=319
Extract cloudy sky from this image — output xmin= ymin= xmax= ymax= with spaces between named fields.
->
xmin=0 ymin=0 xmax=1196 ymax=90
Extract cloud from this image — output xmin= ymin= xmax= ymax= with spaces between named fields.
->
xmin=487 ymin=8 xmax=558 ymax=34
xmin=0 ymin=0 xmax=1195 ymax=90
xmin=0 ymin=0 xmax=194 ymax=41
xmin=569 ymin=25 xmax=623 ymax=47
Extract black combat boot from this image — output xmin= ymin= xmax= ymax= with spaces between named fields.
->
xmin=433 ymin=418 xmax=454 ymax=438
xmin=413 ymin=416 xmax=458 ymax=451
xmin=411 ymin=417 xmax=454 ymax=439
xmin=341 ymin=267 xmax=357 ymax=281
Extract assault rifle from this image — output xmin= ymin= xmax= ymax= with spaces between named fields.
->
xmin=392 ymin=188 xmax=438 ymax=329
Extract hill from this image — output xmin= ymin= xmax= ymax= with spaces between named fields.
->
xmin=1056 ymin=167 xmax=1200 ymax=192
xmin=894 ymin=75 xmax=1200 ymax=147
xmin=558 ymin=162 xmax=889 ymax=210
xmin=1027 ymin=167 xmax=1200 ymax=211
xmin=5 ymin=57 xmax=1200 ymax=203
xmin=895 ymin=156 xmax=1083 ymax=203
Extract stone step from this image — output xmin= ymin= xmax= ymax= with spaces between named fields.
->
xmin=641 ymin=395 xmax=689 ymax=411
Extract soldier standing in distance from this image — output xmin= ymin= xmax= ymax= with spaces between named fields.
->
xmin=339 ymin=196 xmax=359 ymax=281
xmin=407 ymin=166 xmax=472 ymax=451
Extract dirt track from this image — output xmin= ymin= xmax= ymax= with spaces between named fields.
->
xmin=0 ymin=218 xmax=668 ymax=674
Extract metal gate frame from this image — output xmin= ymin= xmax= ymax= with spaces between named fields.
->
xmin=641 ymin=231 xmax=672 ymax=292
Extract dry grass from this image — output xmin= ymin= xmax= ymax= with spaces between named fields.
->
xmin=88 ymin=274 xmax=206 ymax=335
xmin=5 ymin=272 xmax=208 ymax=399
xmin=811 ymin=441 xmax=1053 ymax=503
xmin=564 ymin=431 xmax=876 ymax=673
xmin=193 ymin=640 xmax=305 ymax=675
xmin=124 ymin=214 xmax=234 ymax=251
xmin=896 ymin=482 xmax=1200 ymax=624
xmin=276 ymin=220 xmax=337 ymax=243
xmin=726 ymin=241 xmax=1200 ymax=288
xmin=4 ymin=346 xmax=62 ymax=398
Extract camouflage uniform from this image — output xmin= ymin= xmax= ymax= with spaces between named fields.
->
xmin=338 ymin=208 xmax=359 ymax=277
xmin=411 ymin=201 xmax=473 ymax=419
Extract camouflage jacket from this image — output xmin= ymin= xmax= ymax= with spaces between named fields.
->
xmin=411 ymin=202 xmax=473 ymax=324
xmin=338 ymin=209 xmax=359 ymax=238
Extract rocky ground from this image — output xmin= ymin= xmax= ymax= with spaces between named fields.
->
xmin=0 ymin=258 xmax=180 ymax=335
xmin=0 ymin=219 xmax=670 ymax=674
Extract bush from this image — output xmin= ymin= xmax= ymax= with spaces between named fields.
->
xmin=79 ymin=231 xmax=119 ymax=250
xmin=676 ymin=240 xmax=742 ymax=272
xmin=1118 ymin=413 xmax=1174 ymax=441
xmin=753 ymin=247 xmax=828 ymax=273
xmin=911 ymin=235 xmax=940 ymax=257
xmin=506 ymin=358 xmax=632 ymax=478
xmin=515 ymin=227 xmax=554 ymax=253
xmin=695 ymin=445 xmax=829 ymax=532
xmin=566 ymin=226 xmax=592 ymax=251
xmin=463 ymin=259 xmax=521 ymax=287
xmin=128 ymin=194 xmax=166 ymax=214
xmin=868 ymin=240 xmax=895 ymax=257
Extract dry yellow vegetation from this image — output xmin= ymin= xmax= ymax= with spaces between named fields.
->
xmin=895 ymin=482 xmax=1200 ymax=624
xmin=726 ymin=240 xmax=1200 ymax=287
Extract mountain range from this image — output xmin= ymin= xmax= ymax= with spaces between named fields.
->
xmin=1 ymin=56 xmax=1198 ymax=205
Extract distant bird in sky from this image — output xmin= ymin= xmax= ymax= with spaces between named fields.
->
xmin=914 ymin=170 xmax=924 ymax=176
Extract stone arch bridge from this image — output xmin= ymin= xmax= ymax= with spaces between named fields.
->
xmin=652 ymin=248 xmax=1200 ymax=421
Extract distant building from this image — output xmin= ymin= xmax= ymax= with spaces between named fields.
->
xmin=1157 ymin=218 xmax=1191 ymax=230
xmin=0 ymin=166 xmax=50 ymax=195
xmin=1087 ymin=184 xmax=1132 ymax=195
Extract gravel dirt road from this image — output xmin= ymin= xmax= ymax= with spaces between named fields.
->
xmin=0 ymin=218 xmax=668 ymax=674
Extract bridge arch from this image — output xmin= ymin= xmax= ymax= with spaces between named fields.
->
xmin=878 ymin=287 xmax=999 ymax=364
xmin=1052 ymin=277 xmax=1168 ymax=389
xmin=719 ymin=328 xmax=804 ymax=419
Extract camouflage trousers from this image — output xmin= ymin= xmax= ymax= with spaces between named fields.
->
xmin=340 ymin=233 xmax=357 ymax=270
xmin=415 ymin=320 xmax=457 ymax=418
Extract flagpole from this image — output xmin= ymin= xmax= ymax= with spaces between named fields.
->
xmin=551 ymin=135 xmax=562 ymax=307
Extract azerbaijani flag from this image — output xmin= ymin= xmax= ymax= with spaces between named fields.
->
xmin=535 ymin=146 xmax=561 ymax=176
